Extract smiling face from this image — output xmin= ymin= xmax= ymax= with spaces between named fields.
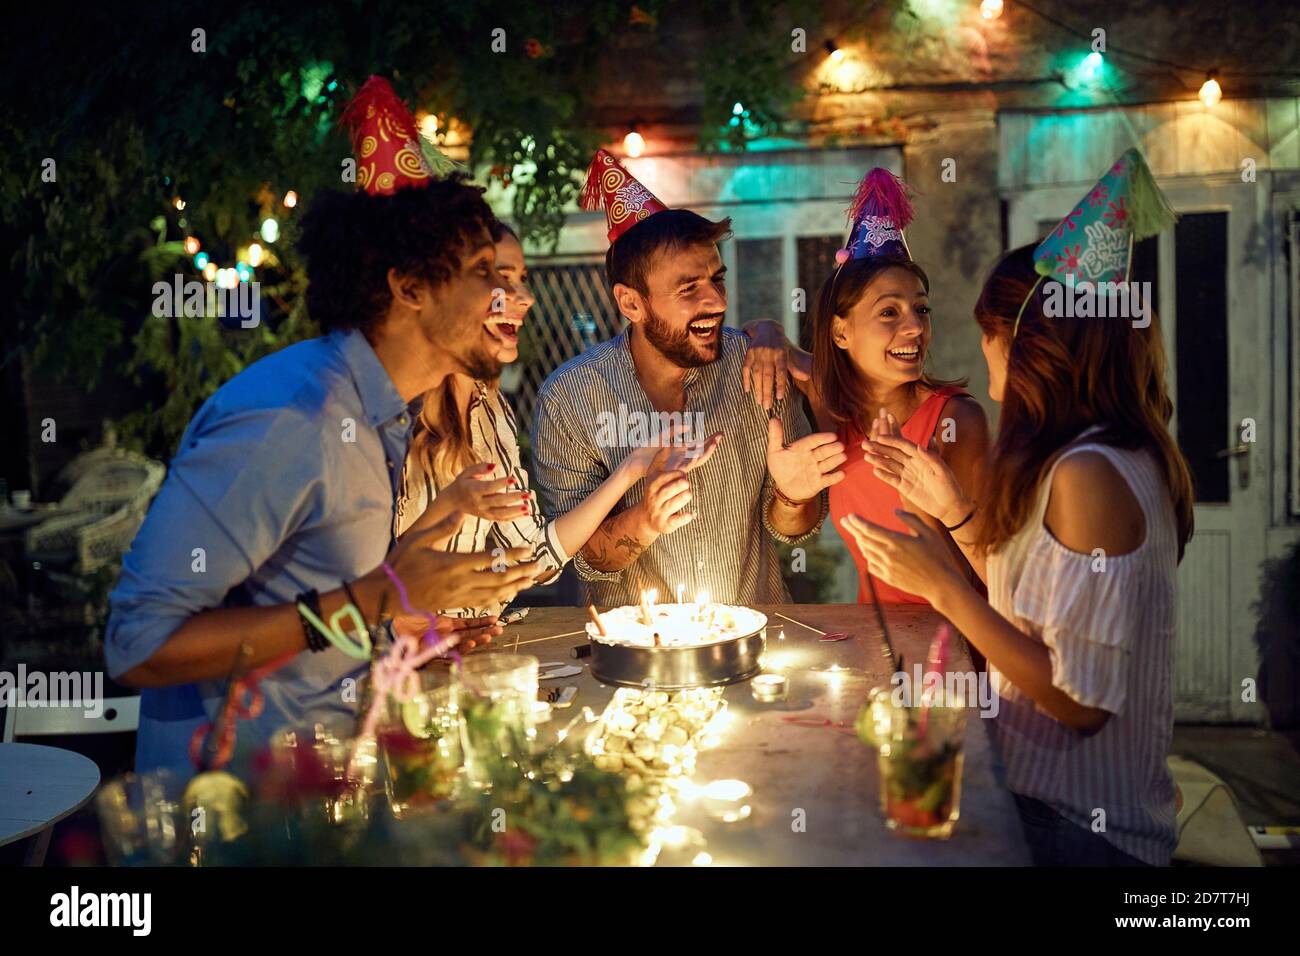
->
xmin=620 ymin=242 xmax=727 ymax=368
xmin=482 ymin=232 xmax=533 ymax=365
xmin=830 ymin=265 xmax=931 ymax=390
xmin=423 ymin=227 xmax=508 ymax=381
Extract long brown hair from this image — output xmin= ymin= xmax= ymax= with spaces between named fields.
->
xmin=972 ymin=244 xmax=1194 ymax=559
xmin=410 ymin=378 xmax=479 ymax=490
xmin=811 ymin=256 xmax=965 ymax=437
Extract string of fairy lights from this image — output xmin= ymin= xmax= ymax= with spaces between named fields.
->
xmin=171 ymin=0 xmax=1300 ymax=278
xmin=172 ymin=190 xmax=296 ymax=291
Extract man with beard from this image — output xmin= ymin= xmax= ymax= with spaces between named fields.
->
xmin=530 ymin=150 xmax=846 ymax=607
xmin=106 ymin=77 xmax=540 ymax=773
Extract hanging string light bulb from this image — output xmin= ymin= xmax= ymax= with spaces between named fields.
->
xmin=623 ymin=124 xmax=645 ymax=158
xmin=1199 ymin=71 xmax=1222 ymax=108
xmin=980 ymin=0 xmax=1003 ymax=20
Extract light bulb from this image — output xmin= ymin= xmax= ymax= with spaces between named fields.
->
xmin=1199 ymin=75 xmax=1222 ymax=108
xmin=623 ymin=129 xmax=645 ymax=158
xmin=980 ymin=0 xmax=1003 ymax=19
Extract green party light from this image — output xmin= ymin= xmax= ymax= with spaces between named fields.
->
xmin=260 ymin=218 xmax=279 ymax=243
xmin=1083 ymin=51 xmax=1103 ymax=75
xmin=194 ymin=252 xmax=209 ymax=269
xmin=236 ymin=261 xmax=252 ymax=281
xmin=732 ymin=101 xmax=744 ymax=116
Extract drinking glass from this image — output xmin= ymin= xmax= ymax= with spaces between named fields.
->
xmin=866 ymin=686 xmax=967 ymax=839
xmin=453 ymin=653 xmax=539 ymax=788
xmin=265 ymin=721 xmax=377 ymax=827
xmin=95 ymin=769 xmax=187 ymax=866
xmin=379 ymin=686 xmax=463 ymax=816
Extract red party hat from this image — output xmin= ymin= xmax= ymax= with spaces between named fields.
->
xmin=579 ymin=149 xmax=669 ymax=243
xmin=339 ymin=76 xmax=459 ymax=196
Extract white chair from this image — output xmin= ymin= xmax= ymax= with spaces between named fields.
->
xmin=2 ymin=696 xmax=140 ymax=865
xmin=3 ymin=695 xmax=140 ymax=742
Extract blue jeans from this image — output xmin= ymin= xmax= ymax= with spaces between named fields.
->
xmin=1013 ymin=794 xmax=1154 ymax=867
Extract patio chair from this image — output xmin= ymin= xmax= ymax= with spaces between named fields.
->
xmin=24 ymin=450 xmax=164 ymax=574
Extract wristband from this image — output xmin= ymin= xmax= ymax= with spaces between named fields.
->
xmin=772 ymin=483 xmax=814 ymax=509
xmin=296 ymin=589 xmax=327 ymax=652
xmin=944 ymin=505 xmax=977 ymax=533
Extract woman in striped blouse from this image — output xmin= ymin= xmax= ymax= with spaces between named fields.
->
xmin=394 ymin=224 xmax=717 ymax=631
xmin=844 ymin=243 xmax=1195 ymax=866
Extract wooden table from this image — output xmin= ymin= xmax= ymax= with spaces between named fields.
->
xmin=498 ymin=603 xmax=1031 ymax=866
xmin=0 ymin=742 xmax=101 ymax=863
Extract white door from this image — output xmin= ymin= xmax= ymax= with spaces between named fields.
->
xmin=1008 ymin=175 xmax=1270 ymax=722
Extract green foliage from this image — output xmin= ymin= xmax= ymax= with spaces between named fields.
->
xmin=3 ymin=2 xmax=815 ymax=461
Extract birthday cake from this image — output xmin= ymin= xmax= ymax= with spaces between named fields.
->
xmin=587 ymin=602 xmax=767 ymax=648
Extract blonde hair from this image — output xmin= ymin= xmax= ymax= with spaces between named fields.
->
xmin=411 ymin=378 xmax=479 ymax=490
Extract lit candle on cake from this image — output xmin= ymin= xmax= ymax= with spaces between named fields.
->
xmin=694 ymin=590 xmax=709 ymax=622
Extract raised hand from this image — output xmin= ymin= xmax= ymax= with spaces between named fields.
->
xmin=376 ymin=511 xmax=543 ymax=612
xmin=620 ymin=426 xmax=724 ymax=483
xmin=842 ymin=510 xmax=963 ymax=602
xmin=436 ymin=461 xmax=534 ymax=524
xmin=765 ymin=417 xmax=846 ymax=502
xmin=862 ymin=409 xmax=972 ymax=526
xmin=633 ymin=446 xmax=695 ymax=536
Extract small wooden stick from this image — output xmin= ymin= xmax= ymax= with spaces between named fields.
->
xmin=774 ymin=610 xmax=827 ymax=636
xmin=586 ymin=603 xmax=608 ymax=636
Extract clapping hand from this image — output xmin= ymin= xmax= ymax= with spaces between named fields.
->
xmin=862 ymin=409 xmax=973 ymax=527
xmin=436 ymin=462 xmax=535 ymax=524
xmin=765 ymin=417 xmax=845 ymax=502
xmin=842 ymin=510 xmax=964 ymax=602
xmin=621 ymin=424 xmax=723 ymax=483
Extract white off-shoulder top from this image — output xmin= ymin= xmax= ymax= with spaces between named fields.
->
xmin=986 ymin=428 xmax=1179 ymax=865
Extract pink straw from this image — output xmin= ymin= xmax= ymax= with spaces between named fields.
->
xmin=346 ymin=563 xmax=466 ymax=779
xmin=916 ymin=623 xmax=952 ymax=737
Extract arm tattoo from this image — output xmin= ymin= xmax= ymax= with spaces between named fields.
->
xmin=614 ymin=534 xmax=645 ymax=558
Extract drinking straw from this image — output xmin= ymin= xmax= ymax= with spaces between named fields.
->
xmin=190 ymin=643 xmax=298 ymax=771
xmin=863 ymin=570 xmax=900 ymax=672
xmin=916 ymin=623 xmax=952 ymax=737
xmin=346 ymin=563 xmax=470 ymax=778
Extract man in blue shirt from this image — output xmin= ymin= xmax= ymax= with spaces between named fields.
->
xmin=106 ymin=173 xmax=542 ymax=773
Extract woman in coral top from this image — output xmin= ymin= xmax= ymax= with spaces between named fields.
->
xmin=743 ymin=169 xmax=990 ymax=604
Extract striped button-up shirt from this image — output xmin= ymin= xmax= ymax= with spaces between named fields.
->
xmin=530 ymin=327 xmax=825 ymax=608
xmin=987 ymin=430 xmax=1179 ymax=866
xmin=393 ymin=381 xmax=567 ymax=618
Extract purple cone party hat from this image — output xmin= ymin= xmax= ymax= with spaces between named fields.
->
xmin=1031 ymin=147 xmax=1177 ymax=284
xmin=835 ymin=168 xmax=916 ymax=264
